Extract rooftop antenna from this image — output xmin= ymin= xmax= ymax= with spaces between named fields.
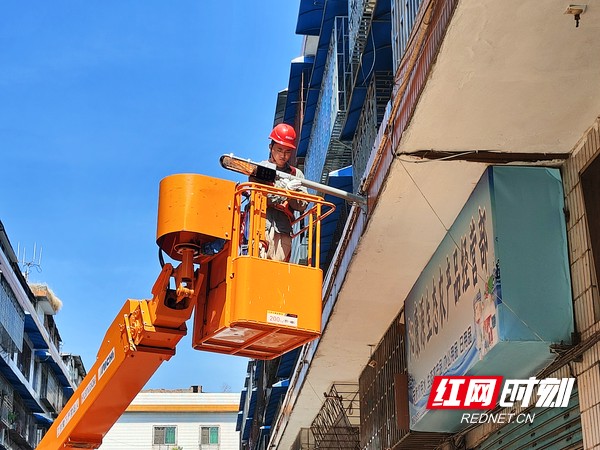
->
xmin=18 ymin=242 xmax=43 ymax=280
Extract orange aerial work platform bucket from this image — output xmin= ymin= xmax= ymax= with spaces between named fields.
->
xmin=156 ymin=174 xmax=335 ymax=360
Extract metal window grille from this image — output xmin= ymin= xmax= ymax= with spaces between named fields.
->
xmin=0 ymin=275 xmax=24 ymax=354
xmin=16 ymin=339 xmax=32 ymax=380
xmin=9 ymin=396 xmax=38 ymax=447
xmin=351 ymin=73 xmax=393 ymax=191
xmin=359 ymin=317 xmax=407 ymax=450
xmin=305 ymin=16 xmax=351 ymax=185
xmin=348 ymin=0 xmax=376 ymax=65
xmin=40 ymin=366 xmax=62 ymax=412
xmin=0 ymin=373 xmax=14 ymax=426
xmin=391 ymin=0 xmax=424 ymax=71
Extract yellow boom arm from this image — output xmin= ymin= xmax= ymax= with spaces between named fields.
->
xmin=36 ymin=250 xmax=204 ymax=449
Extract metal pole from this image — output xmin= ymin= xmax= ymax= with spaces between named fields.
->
xmin=276 ymin=171 xmax=367 ymax=206
xmin=220 ymin=153 xmax=368 ymax=206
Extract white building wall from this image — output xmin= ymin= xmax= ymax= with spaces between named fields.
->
xmin=99 ymin=392 xmax=240 ymax=450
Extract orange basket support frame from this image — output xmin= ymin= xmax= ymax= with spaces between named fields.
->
xmin=231 ymin=181 xmax=336 ymax=267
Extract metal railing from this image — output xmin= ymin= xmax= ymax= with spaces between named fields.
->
xmin=348 ymin=0 xmax=376 ymax=65
xmin=311 ymin=384 xmax=360 ymax=449
xmin=391 ymin=0 xmax=424 ymax=72
xmin=232 ymin=182 xmax=335 ymax=269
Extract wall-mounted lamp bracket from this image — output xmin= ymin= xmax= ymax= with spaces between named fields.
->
xmin=565 ymin=4 xmax=587 ymax=27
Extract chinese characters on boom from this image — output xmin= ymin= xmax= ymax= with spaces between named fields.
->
xmin=427 ymin=376 xmax=575 ymax=424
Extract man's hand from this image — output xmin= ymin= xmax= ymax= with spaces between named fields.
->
xmin=287 ymin=179 xmax=302 ymax=191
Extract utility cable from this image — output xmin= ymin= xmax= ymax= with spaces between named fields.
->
xmin=396 ymin=151 xmax=478 ymax=163
xmin=306 ymin=377 xmax=324 ymax=403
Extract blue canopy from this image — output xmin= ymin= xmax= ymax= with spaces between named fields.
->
xmin=24 ymin=313 xmax=49 ymax=350
xmin=264 ymin=379 xmax=290 ymax=426
xmin=276 ymin=347 xmax=300 ymax=379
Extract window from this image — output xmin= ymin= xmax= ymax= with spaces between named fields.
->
xmin=0 ymin=276 xmax=25 ymax=356
xmin=17 ymin=339 xmax=32 ymax=380
xmin=40 ymin=367 xmax=62 ymax=412
xmin=200 ymin=426 xmax=219 ymax=447
xmin=581 ymin=154 xmax=600 ymax=291
xmin=153 ymin=426 xmax=177 ymax=446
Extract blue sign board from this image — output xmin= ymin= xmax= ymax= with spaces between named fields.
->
xmin=405 ymin=166 xmax=574 ymax=432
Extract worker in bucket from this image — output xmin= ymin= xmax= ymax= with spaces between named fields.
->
xmin=252 ymin=123 xmax=308 ymax=262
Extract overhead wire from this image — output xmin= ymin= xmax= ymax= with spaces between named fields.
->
xmin=360 ymin=20 xmax=377 ymax=86
xmin=396 ymin=151 xmax=478 ymax=163
xmin=306 ymin=377 xmax=325 ymax=403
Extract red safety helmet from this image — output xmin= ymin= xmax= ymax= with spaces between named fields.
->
xmin=269 ymin=123 xmax=297 ymax=150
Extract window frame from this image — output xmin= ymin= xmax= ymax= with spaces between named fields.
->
xmin=153 ymin=425 xmax=177 ymax=446
xmin=200 ymin=425 xmax=220 ymax=446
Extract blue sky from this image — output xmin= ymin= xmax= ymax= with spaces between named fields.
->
xmin=1 ymin=1 xmax=303 ymax=393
